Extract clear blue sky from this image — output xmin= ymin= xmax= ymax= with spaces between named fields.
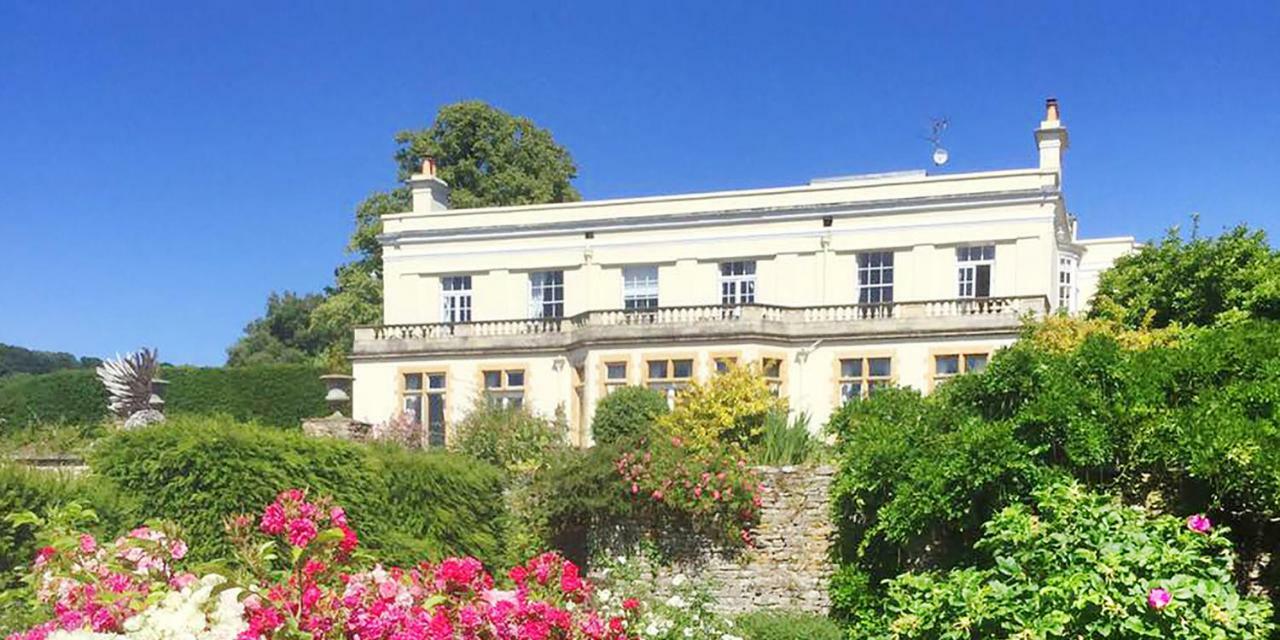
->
xmin=2 ymin=1 xmax=1277 ymax=366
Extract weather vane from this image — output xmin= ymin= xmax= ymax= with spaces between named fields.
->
xmin=926 ymin=117 xmax=949 ymax=166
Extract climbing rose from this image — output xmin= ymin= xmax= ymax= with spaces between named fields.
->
xmin=1148 ymin=587 xmax=1172 ymax=610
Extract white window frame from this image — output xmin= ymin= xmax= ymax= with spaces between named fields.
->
xmin=529 ymin=271 xmax=564 ymax=319
xmin=1058 ymin=255 xmax=1078 ymax=313
xmin=719 ymin=260 xmax=757 ymax=305
xmin=956 ymin=245 xmax=995 ymax=299
xmin=856 ymin=251 xmax=895 ymax=304
xmin=623 ymin=266 xmax=659 ymax=310
xmin=402 ymin=371 xmax=447 ymax=447
xmin=441 ymin=276 xmax=472 ymax=323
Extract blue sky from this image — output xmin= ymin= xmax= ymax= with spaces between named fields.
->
xmin=2 ymin=1 xmax=1278 ymax=366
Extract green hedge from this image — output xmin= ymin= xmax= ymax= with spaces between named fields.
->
xmin=0 ymin=369 xmax=106 ymax=430
xmin=733 ymin=611 xmax=844 ymax=640
xmin=88 ymin=415 xmax=508 ymax=566
xmin=162 ymin=364 xmax=327 ymax=427
xmin=0 ymin=364 xmax=328 ymax=431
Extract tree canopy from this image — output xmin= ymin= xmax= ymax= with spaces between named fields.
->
xmin=0 ymin=344 xmax=100 ymax=379
xmin=226 ymin=101 xmax=580 ymax=367
xmin=1090 ymin=223 xmax=1280 ymax=329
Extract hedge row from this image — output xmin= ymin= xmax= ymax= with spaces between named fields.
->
xmin=0 ymin=364 xmax=328 ymax=430
xmin=86 ymin=415 xmax=508 ymax=566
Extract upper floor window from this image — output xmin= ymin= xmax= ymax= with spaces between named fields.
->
xmin=839 ymin=357 xmax=892 ymax=402
xmin=441 ymin=276 xmax=472 ymax=323
xmin=1058 ymin=256 xmax=1077 ymax=312
xmin=719 ymin=261 xmax=756 ymax=305
xmin=857 ymin=251 xmax=895 ymax=304
xmin=403 ymin=371 xmax=446 ymax=447
xmin=483 ymin=369 xmax=525 ymax=409
xmin=956 ymin=245 xmax=995 ymax=298
xmin=529 ymin=271 xmax=564 ymax=318
xmin=623 ymin=266 xmax=659 ymax=310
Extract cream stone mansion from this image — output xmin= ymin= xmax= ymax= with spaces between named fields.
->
xmin=350 ymin=100 xmax=1135 ymax=446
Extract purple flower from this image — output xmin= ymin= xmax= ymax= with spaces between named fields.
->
xmin=1186 ymin=514 xmax=1211 ymax=534
xmin=1147 ymin=587 xmax=1171 ymax=610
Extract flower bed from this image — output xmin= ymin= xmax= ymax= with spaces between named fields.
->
xmin=7 ymin=490 xmax=644 ymax=640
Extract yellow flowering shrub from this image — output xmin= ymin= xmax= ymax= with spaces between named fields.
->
xmin=655 ymin=365 xmax=786 ymax=455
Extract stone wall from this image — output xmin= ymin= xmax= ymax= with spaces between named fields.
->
xmin=589 ymin=465 xmax=835 ymax=614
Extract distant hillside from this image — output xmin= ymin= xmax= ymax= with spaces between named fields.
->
xmin=0 ymin=344 xmax=101 ymax=379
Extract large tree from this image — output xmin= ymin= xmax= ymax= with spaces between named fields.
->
xmin=1090 ymin=224 xmax=1280 ymax=329
xmin=227 ymin=101 xmax=580 ymax=367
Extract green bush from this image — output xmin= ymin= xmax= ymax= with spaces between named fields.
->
xmin=0 ymin=365 xmax=328 ymax=432
xmin=0 ymin=369 xmax=106 ymax=431
xmin=87 ymin=415 xmax=507 ymax=566
xmin=866 ymin=482 xmax=1274 ymax=639
xmin=451 ymin=402 xmax=566 ymax=474
xmin=0 ymin=465 xmax=136 ymax=587
xmin=161 ymin=364 xmax=327 ymax=427
xmin=590 ymin=386 xmax=668 ymax=445
xmin=733 ymin=611 xmax=844 ymax=640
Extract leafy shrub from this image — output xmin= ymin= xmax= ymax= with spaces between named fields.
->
xmin=451 ymin=402 xmax=566 ymax=473
xmin=0 ymin=465 xmax=137 ymax=589
xmin=751 ymin=410 xmax=816 ymax=466
xmin=87 ymin=415 xmax=507 ymax=566
xmin=0 ymin=369 xmax=106 ymax=431
xmin=866 ymin=482 xmax=1274 ymax=639
xmin=733 ymin=610 xmax=844 ymax=640
xmin=617 ymin=437 xmax=763 ymax=545
xmin=656 ymin=365 xmax=785 ymax=455
xmin=591 ymin=386 xmax=668 ymax=445
xmin=532 ymin=443 xmax=634 ymax=552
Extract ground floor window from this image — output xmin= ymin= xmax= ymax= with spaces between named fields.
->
xmin=646 ymin=357 xmax=694 ymax=405
xmin=838 ymin=357 xmax=892 ymax=402
xmin=932 ymin=352 xmax=989 ymax=387
xmin=712 ymin=355 xmax=739 ymax=374
xmin=402 ymin=371 xmax=446 ymax=447
xmin=761 ymin=357 xmax=784 ymax=395
xmin=482 ymin=369 xmax=525 ymax=409
xmin=603 ymin=361 xmax=629 ymax=394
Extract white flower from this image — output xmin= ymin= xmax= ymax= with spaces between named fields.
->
xmin=664 ymin=594 xmax=689 ymax=609
xmin=671 ymin=574 xmax=688 ymax=587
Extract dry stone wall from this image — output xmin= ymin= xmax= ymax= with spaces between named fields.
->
xmin=590 ymin=465 xmax=835 ymax=614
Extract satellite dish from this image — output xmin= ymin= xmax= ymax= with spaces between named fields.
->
xmin=932 ymin=147 xmax=949 ymax=166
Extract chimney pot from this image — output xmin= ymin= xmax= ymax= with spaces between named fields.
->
xmin=1045 ymin=98 xmax=1060 ymax=122
xmin=420 ymin=157 xmax=437 ymax=177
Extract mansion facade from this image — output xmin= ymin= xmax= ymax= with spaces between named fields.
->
xmin=350 ymin=99 xmax=1135 ymax=445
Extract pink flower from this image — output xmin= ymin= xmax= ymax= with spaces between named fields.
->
xmin=168 ymin=540 xmax=188 ymax=560
xmin=33 ymin=546 xmax=55 ymax=568
xmin=651 ymin=490 xmax=664 ymax=501
xmin=260 ymin=502 xmax=286 ymax=535
xmin=78 ymin=535 xmax=96 ymax=555
xmin=1147 ymin=587 xmax=1171 ymax=610
xmin=286 ymin=517 xmax=318 ymax=548
xmin=168 ymin=573 xmax=198 ymax=591
xmin=621 ymin=597 xmax=640 ymax=611
xmin=329 ymin=506 xmax=348 ymax=527
xmin=630 ymin=482 xmax=639 ymax=495
xmin=1186 ymin=514 xmax=1211 ymax=534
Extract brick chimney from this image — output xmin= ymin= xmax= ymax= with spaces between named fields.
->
xmin=408 ymin=158 xmax=451 ymax=212
xmin=1035 ymin=98 xmax=1069 ymax=174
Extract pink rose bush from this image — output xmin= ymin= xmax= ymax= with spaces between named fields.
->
xmin=616 ymin=438 xmax=764 ymax=546
xmin=8 ymin=490 xmax=641 ymax=640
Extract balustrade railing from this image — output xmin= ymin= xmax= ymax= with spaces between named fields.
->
xmin=356 ymin=296 xmax=1048 ymax=342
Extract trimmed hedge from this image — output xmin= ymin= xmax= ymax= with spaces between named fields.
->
xmin=88 ymin=415 xmax=508 ymax=566
xmin=733 ymin=611 xmax=844 ymax=640
xmin=162 ymin=364 xmax=327 ymax=427
xmin=0 ymin=364 xmax=327 ymax=431
xmin=0 ymin=369 xmax=105 ymax=430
